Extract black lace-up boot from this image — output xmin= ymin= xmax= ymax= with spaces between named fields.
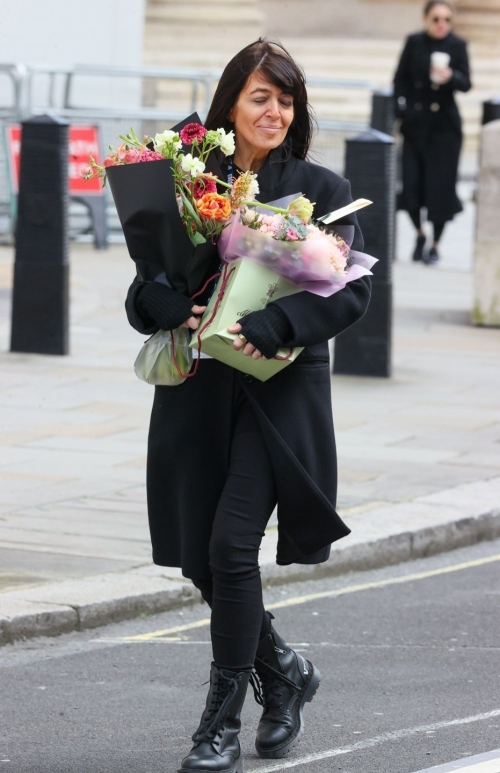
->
xmin=250 ymin=613 xmax=321 ymax=759
xmin=412 ymin=234 xmax=426 ymax=262
xmin=178 ymin=663 xmax=250 ymax=773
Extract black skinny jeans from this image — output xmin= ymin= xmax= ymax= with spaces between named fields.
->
xmin=191 ymin=385 xmax=277 ymax=672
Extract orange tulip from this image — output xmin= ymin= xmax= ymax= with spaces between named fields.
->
xmin=196 ymin=193 xmax=231 ymax=222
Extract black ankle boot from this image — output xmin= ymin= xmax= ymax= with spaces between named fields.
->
xmin=424 ymin=245 xmax=440 ymax=265
xmin=178 ymin=663 xmax=250 ymax=773
xmin=250 ymin=615 xmax=321 ymax=759
xmin=412 ymin=234 xmax=426 ymax=261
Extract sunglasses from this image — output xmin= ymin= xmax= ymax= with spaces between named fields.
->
xmin=432 ymin=16 xmax=452 ymax=22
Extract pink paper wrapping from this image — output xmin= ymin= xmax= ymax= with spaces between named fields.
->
xmin=217 ymin=216 xmax=377 ymax=298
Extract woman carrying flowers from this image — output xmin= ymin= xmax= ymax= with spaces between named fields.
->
xmin=125 ymin=39 xmax=371 ymax=772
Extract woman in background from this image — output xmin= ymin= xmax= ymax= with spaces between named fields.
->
xmin=394 ymin=0 xmax=471 ymax=264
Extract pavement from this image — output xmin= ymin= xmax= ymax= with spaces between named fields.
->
xmin=1 ymin=181 xmax=500 ymax=645
xmin=2 ymin=538 xmax=500 ymax=773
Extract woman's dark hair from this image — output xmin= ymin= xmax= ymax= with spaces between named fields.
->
xmin=423 ymin=0 xmax=454 ymax=16
xmin=204 ymin=38 xmax=314 ymax=160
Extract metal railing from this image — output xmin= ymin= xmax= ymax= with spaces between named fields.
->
xmin=0 ymin=61 xmax=376 ymax=243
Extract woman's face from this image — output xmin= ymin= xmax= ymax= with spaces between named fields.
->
xmin=425 ymin=3 xmax=453 ymax=39
xmin=229 ymin=71 xmax=295 ymax=156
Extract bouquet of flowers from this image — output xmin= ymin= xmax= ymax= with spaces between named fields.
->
xmin=84 ymin=113 xmax=235 ymax=296
xmin=218 ymin=192 xmax=376 ymax=298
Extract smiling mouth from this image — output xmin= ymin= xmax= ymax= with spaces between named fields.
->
xmin=258 ymin=126 xmax=282 ymax=132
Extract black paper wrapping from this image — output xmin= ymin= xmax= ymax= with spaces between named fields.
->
xmin=106 ymin=113 xmax=220 ymax=297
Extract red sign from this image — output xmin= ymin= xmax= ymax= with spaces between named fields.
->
xmin=5 ymin=124 xmax=104 ymax=196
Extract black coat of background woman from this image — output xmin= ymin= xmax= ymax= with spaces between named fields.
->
xmin=393 ymin=0 xmax=471 ymax=264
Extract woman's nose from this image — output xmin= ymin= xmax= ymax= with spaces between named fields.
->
xmin=265 ymin=100 xmax=281 ymax=119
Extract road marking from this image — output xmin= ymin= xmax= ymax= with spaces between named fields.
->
xmin=412 ymin=748 xmax=500 ymax=773
xmin=244 ymin=710 xmax=500 ymax=772
xmin=117 ymin=552 xmax=500 ymax=642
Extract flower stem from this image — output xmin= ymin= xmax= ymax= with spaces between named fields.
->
xmin=241 ymin=201 xmax=288 ymax=214
xmin=213 ymin=177 xmax=232 ymax=189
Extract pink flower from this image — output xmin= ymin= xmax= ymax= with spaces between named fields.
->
xmin=115 ymin=144 xmax=129 ymax=162
xmin=103 ymin=157 xmax=117 ymax=167
xmin=301 ymin=236 xmax=332 ymax=267
xmin=123 ymin=148 xmax=141 ymax=164
xmin=192 ymin=175 xmax=218 ymax=200
xmin=180 ymin=123 xmax=207 ymax=145
xmin=285 ymin=228 xmax=300 ymax=241
xmin=139 ymin=149 xmax=164 ymax=162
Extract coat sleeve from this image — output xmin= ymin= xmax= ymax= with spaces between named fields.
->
xmin=125 ymin=274 xmax=160 ymax=336
xmin=440 ymin=40 xmax=472 ymax=93
xmin=393 ymin=36 xmax=413 ymax=118
xmin=269 ymin=178 xmax=372 ymax=349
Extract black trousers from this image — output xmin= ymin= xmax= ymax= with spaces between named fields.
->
xmin=192 ymin=381 xmax=277 ymax=672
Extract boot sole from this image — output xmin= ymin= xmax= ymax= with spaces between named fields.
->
xmin=177 ymin=758 xmax=243 ymax=773
xmin=255 ymin=662 xmax=321 ymax=759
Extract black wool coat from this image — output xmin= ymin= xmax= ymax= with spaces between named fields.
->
xmin=393 ymin=31 xmax=471 ymax=223
xmin=125 ymin=154 xmax=372 ymax=579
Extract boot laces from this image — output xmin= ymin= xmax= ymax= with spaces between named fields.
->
xmin=250 ymin=667 xmax=284 ymax=710
xmin=192 ymin=674 xmax=238 ymax=746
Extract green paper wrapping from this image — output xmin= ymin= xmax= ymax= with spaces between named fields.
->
xmin=135 ymin=327 xmax=192 ymax=386
xmin=189 ymin=259 xmax=303 ymax=382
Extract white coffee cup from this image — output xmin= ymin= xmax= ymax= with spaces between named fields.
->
xmin=430 ymin=52 xmax=451 ymax=82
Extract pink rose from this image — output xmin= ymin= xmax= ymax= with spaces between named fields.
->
xmin=285 ymin=228 xmax=300 ymax=241
xmin=103 ymin=157 xmax=117 ymax=167
xmin=180 ymin=123 xmax=207 ymax=145
xmin=115 ymin=144 xmax=128 ymax=162
xmin=301 ymin=236 xmax=331 ymax=267
xmin=123 ymin=148 xmax=141 ymax=164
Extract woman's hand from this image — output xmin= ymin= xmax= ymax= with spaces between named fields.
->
xmin=431 ymin=65 xmax=453 ymax=84
xmin=227 ymin=323 xmax=266 ymax=359
xmin=182 ymin=305 xmax=207 ymax=330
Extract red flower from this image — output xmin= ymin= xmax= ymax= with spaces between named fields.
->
xmin=192 ymin=175 xmax=218 ymax=200
xmin=180 ymin=122 xmax=207 ymax=145
xmin=139 ymin=149 xmax=164 ymax=162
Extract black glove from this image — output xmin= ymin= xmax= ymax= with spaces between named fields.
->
xmin=238 ymin=304 xmax=293 ymax=359
xmin=136 ymin=282 xmax=195 ymax=331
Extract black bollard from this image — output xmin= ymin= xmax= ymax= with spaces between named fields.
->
xmin=482 ymin=98 xmax=500 ymax=125
xmin=370 ymin=89 xmax=395 ymax=137
xmin=333 ymin=128 xmax=395 ymax=378
xmin=10 ymin=114 xmax=70 ymax=355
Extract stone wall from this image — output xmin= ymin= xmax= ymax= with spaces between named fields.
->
xmin=260 ymin=0 xmax=500 ymax=42
xmin=260 ymin=0 xmax=424 ymax=39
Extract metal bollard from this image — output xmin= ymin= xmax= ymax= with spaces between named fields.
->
xmin=371 ymin=89 xmax=395 ymax=137
xmin=10 ymin=114 xmax=70 ymax=355
xmin=482 ymin=98 xmax=500 ymax=125
xmin=333 ymin=128 xmax=396 ymax=378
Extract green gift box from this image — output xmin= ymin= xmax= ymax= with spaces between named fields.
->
xmin=189 ymin=259 xmax=304 ymax=381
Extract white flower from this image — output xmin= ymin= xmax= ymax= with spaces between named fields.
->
xmin=217 ymin=128 xmax=236 ymax=157
xmin=154 ymin=130 xmax=182 ymax=151
xmin=181 ymin=153 xmax=206 ymax=177
xmin=247 ymin=175 xmax=259 ymax=200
